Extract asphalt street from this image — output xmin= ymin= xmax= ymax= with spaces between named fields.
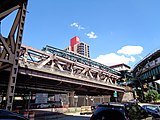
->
xmin=35 ymin=112 xmax=92 ymax=120
xmin=58 ymin=112 xmax=91 ymax=120
xmin=56 ymin=114 xmax=91 ymax=120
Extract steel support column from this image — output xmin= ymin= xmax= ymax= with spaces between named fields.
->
xmin=6 ymin=1 xmax=28 ymax=111
xmin=0 ymin=0 xmax=28 ymax=111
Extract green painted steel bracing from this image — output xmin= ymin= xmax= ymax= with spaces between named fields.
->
xmin=139 ymin=65 xmax=160 ymax=80
xmin=42 ymin=45 xmax=121 ymax=76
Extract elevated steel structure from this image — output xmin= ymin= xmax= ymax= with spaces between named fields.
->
xmin=132 ymin=49 xmax=160 ymax=85
xmin=18 ymin=44 xmax=124 ymax=93
xmin=0 ymin=0 xmax=28 ymax=110
xmin=42 ymin=45 xmax=121 ymax=76
xmin=0 ymin=44 xmax=125 ymax=108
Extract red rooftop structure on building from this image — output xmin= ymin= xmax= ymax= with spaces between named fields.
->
xmin=70 ymin=36 xmax=80 ymax=51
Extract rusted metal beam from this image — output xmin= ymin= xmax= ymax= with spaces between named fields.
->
xmin=0 ymin=0 xmax=29 ymax=111
xmin=0 ymin=5 xmax=20 ymax=20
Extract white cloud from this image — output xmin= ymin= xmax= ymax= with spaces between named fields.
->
xmin=117 ymin=45 xmax=143 ymax=55
xmin=70 ymin=22 xmax=98 ymax=39
xmin=93 ymin=53 xmax=136 ymax=66
xmin=138 ymin=55 xmax=143 ymax=60
xmin=70 ymin=22 xmax=85 ymax=30
xmin=86 ymin=31 xmax=97 ymax=39
xmin=70 ymin=22 xmax=78 ymax=27
xmin=130 ymin=56 xmax=136 ymax=62
xmin=92 ymin=45 xmax=143 ymax=67
xmin=155 ymin=80 xmax=160 ymax=84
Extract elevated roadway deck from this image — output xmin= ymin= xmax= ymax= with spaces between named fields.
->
xmin=132 ymin=49 xmax=160 ymax=84
xmin=0 ymin=44 xmax=125 ymax=97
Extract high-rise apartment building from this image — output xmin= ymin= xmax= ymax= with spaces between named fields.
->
xmin=65 ymin=36 xmax=90 ymax=58
xmin=74 ymin=42 xmax=90 ymax=58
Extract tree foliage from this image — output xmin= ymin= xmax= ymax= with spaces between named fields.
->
xmin=145 ymin=90 xmax=159 ymax=102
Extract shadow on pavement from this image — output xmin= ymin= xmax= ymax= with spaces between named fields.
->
xmin=34 ymin=110 xmax=91 ymax=120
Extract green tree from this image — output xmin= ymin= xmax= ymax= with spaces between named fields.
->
xmin=145 ymin=90 xmax=159 ymax=102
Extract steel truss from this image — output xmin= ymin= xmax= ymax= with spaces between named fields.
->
xmin=0 ymin=0 xmax=28 ymax=111
xmin=19 ymin=45 xmax=123 ymax=88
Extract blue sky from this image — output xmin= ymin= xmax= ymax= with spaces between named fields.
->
xmin=1 ymin=0 xmax=160 ymax=68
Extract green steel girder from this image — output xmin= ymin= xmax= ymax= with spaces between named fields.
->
xmin=42 ymin=45 xmax=121 ymax=76
xmin=139 ymin=65 xmax=160 ymax=81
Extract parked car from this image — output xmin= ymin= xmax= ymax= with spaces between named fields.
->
xmin=141 ymin=104 xmax=160 ymax=120
xmin=49 ymin=101 xmax=63 ymax=108
xmin=37 ymin=103 xmax=52 ymax=108
xmin=0 ymin=109 xmax=29 ymax=120
xmin=30 ymin=103 xmax=52 ymax=109
xmin=29 ymin=103 xmax=39 ymax=109
xmin=91 ymin=103 xmax=101 ymax=113
xmin=91 ymin=102 xmax=108 ymax=113
xmin=90 ymin=102 xmax=152 ymax=120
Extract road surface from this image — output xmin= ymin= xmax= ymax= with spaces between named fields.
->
xmin=56 ymin=114 xmax=91 ymax=120
xmin=36 ymin=112 xmax=92 ymax=120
